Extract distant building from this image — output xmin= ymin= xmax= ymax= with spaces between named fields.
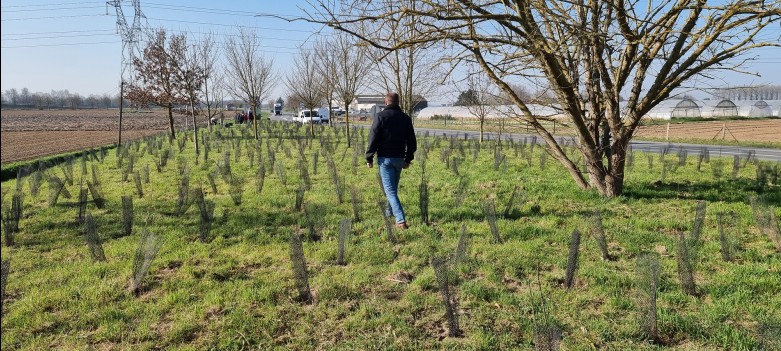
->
xmin=348 ymin=94 xmax=428 ymax=115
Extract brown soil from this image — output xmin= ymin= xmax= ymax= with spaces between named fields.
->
xmin=1 ymin=108 xmax=212 ymax=164
xmin=1 ymin=130 xmax=163 ymax=164
xmin=634 ymin=119 xmax=781 ymax=144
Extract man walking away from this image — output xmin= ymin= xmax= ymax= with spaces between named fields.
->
xmin=366 ymin=92 xmax=417 ymax=229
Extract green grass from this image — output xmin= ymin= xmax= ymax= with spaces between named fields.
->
xmin=1 ymin=122 xmax=780 ymax=350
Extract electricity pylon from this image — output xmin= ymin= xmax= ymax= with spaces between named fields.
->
xmin=106 ymin=0 xmax=146 ymax=145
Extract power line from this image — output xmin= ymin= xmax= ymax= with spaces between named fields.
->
xmin=0 ymin=4 xmax=103 ymax=13
xmin=1 ymin=40 xmax=119 ymax=48
xmin=2 ymin=33 xmax=115 ymax=41
xmin=1 ymin=14 xmax=105 ymax=21
xmin=144 ymin=16 xmax=329 ymax=34
xmin=0 ymin=1 xmax=104 ymax=9
xmin=1 ymin=29 xmax=115 ymax=37
xmin=1 ymin=38 xmax=300 ymax=54
xmin=1 ymin=28 xmax=310 ymax=45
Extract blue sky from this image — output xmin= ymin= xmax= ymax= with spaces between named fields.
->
xmin=2 ymin=1 xmax=780 ymax=104
xmin=1 ymin=0 xmax=328 ymax=102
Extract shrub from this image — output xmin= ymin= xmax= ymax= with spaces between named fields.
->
xmin=430 ymin=114 xmax=455 ymax=121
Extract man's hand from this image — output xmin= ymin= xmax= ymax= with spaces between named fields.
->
xmin=367 ymin=162 xmax=373 ymax=168
xmin=402 ymin=162 xmax=410 ymax=169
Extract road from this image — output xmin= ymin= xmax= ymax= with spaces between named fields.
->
xmin=268 ymin=114 xmax=781 ymax=162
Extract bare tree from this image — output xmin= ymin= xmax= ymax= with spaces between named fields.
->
xmin=198 ymin=32 xmax=224 ymax=131
xmin=127 ymin=28 xmax=187 ymax=139
xmin=308 ymin=0 xmax=781 ymax=197
xmin=285 ymin=47 xmax=324 ymax=136
xmin=367 ymin=7 xmax=442 ymax=117
xmin=324 ymin=32 xmax=372 ymax=147
xmin=175 ymin=34 xmax=207 ymax=156
xmin=20 ymin=88 xmax=31 ymax=106
xmin=68 ymin=93 xmax=83 ymax=109
xmin=716 ymin=84 xmax=781 ymax=100
xmin=464 ymin=70 xmax=499 ymax=143
xmin=302 ymin=1 xmax=441 ymax=117
xmin=286 ymin=94 xmax=303 ymax=113
xmin=101 ymin=94 xmax=112 ymax=108
xmin=4 ymin=88 xmax=19 ymax=106
xmin=86 ymin=95 xmax=100 ymax=108
xmin=225 ymin=27 xmax=277 ymax=140
xmin=316 ymin=38 xmax=338 ymax=126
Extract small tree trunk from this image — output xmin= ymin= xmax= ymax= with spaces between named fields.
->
xmin=168 ymin=106 xmax=176 ymax=139
xmin=344 ymin=99 xmax=352 ymax=148
xmin=252 ymin=104 xmax=259 ymax=140
xmin=190 ymin=100 xmax=199 ymax=155
xmin=309 ymin=108 xmax=315 ymax=137
xmin=206 ymin=102 xmax=213 ymax=133
xmin=480 ymin=119 xmax=484 ymax=143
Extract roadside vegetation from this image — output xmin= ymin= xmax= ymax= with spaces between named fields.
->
xmin=1 ymin=122 xmax=779 ymax=350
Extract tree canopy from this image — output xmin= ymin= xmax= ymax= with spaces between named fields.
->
xmin=307 ymin=0 xmax=781 ymax=196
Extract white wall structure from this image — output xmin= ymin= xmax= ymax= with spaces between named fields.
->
xmin=703 ymin=100 xmax=739 ymax=117
xmin=416 ymin=104 xmax=565 ymax=119
xmin=734 ymin=100 xmax=775 ymax=117
xmin=417 ymin=98 xmax=781 ymax=121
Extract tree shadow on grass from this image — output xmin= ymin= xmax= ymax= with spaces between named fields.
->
xmin=623 ymin=178 xmax=780 ymax=204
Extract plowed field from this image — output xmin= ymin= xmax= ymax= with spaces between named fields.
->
xmin=634 ymin=119 xmax=781 ymax=144
xmin=1 ymin=108 xmax=209 ymax=164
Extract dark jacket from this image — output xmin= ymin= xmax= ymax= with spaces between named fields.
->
xmin=365 ymin=104 xmax=417 ymax=163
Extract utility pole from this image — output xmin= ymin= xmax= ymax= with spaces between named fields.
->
xmin=106 ymin=0 xmax=146 ymax=146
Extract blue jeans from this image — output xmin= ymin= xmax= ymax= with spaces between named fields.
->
xmin=378 ymin=157 xmax=406 ymax=224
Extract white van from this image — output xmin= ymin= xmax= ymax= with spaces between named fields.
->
xmin=294 ymin=110 xmax=323 ymax=124
xmin=317 ymin=108 xmax=330 ymax=123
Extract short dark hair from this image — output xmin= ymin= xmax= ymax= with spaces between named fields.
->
xmin=386 ymin=92 xmax=400 ymax=105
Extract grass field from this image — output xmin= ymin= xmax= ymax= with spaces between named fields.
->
xmin=1 ymin=122 xmax=780 ymax=350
